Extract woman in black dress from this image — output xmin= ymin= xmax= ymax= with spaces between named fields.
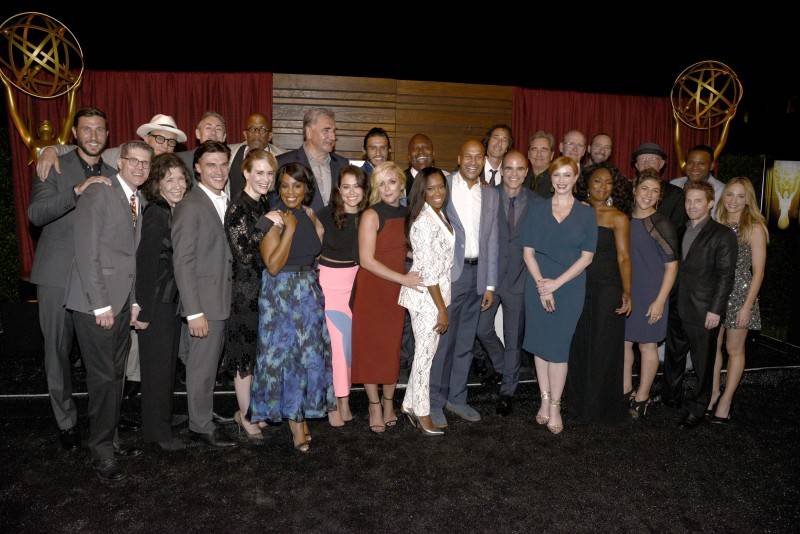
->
xmin=134 ymin=153 xmax=191 ymax=450
xmin=566 ymin=164 xmax=632 ymax=423
xmin=223 ymin=149 xmax=282 ymax=442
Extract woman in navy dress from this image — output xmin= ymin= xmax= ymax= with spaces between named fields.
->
xmin=521 ymin=156 xmax=597 ymax=434
xmin=250 ymin=163 xmax=335 ymax=452
xmin=623 ymin=170 xmax=678 ymax=418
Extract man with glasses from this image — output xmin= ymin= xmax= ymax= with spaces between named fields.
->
xmin=560 ymin=130 xmax=587 ymax=163
xmin=227 ymin=113 xmax=285 ymax=197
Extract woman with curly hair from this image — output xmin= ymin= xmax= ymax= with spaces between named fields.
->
xmin=566 ymin=165 xmax=632 ymax=423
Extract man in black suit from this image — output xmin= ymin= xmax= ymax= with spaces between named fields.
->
xmin=228 ymin=112 xmax=285 ymax=197
xmin=663 ymin=181 xmax=737 ymax=429
xmin=28 ymin=107 xmax=116 ymax=451
xmin=65 ymin=140 xmax=154 ymax=480
xmin=277 ymin=108 xmax=349 ymax=213
xmin=403 ymin=133 xmax=437 ymax=196
xmin=476 ymin=150 xmax=537 ymax=416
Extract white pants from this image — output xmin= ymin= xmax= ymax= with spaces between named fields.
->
xmin=402 ymin=304 xmax=441 ymax=417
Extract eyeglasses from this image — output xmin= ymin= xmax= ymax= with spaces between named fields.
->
xmin=247 ymin=126 xmax=271 ymax=135
xmin=148 ymin=134 xmax=178 ymax=147
xmin=121 ymin=157 xmax=151 ymax=169
xmin=563 ymin=142 xmax=585 ymax=149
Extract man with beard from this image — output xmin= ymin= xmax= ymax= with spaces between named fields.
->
xmin=360 ymin=127 xmax=392 ymax=177
xmin=28 ymin=107 xmax=117 ymax=452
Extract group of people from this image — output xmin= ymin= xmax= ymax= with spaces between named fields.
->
xmin=28 ymin=106 xmax=767 ymax=481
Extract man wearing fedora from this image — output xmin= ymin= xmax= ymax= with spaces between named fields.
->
xmin=631 ymin=142 xmax=687 ymax=230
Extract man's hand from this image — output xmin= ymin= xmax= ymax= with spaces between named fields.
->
xmin=95 ymin=309 xmax=114 ymax=330
xmin=480 ymin=290 xmax=494 ymax=311
xmin=704 ymin=312 xmax=721 ymax=330
xmin=36 ymin=147 xmax=60 ymax=180
xmin=188 ymin=316 xmax=209 ymax=338
xmin=74 ymin=175 xmax=112 ymax=196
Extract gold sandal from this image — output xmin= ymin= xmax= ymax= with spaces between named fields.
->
xmin=535 ymin=391 xmax=551 ymax=425
xmin=547 ymin=398 xmax=563 ymax=435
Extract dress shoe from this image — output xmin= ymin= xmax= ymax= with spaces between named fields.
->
xmin=114 ymin=444 xmax=144 ymax=458
xmin=496 ymin=395 xmax=512 ymax=417
xmin=189 ymin=429 xmax=236 ymax=448
xmin=93 ymin=458 xmax=126 ymax=482
xmin=429 ymin=408 xmax=448 ymax=429
xmin=212 ymin=411 xmax=235 ymax=424
xmin=677 ymin=412 xmax=704 ymax=430
xmin=118 ymin=415 xmax=141 ymax=432
xmin=482 ymin=371 xmax=502 ymax=388
xmin=158 ymin=437 xmax=187 ymax=451
xmin=445 ymin=402 xmax=481 ymax=422
xmin=59 ymin=426 xmax=81 ymax=451
xmin=171 ymin=414 xmax=189 ymax=427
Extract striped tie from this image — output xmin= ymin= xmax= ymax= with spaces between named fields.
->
xmin=129 ymin=193 xmax=137 ymax=227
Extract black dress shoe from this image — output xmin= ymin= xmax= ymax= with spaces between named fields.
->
xmin=118 ymin=415 xmax=141 ymax=432
xmin=496 ymin=395 xmax=512 ymax=417
xmin=482 ymin=371 xmax=502 ymax=388
xmin=59 ymin=426 xmax=81 ymax=451
xmin=189 ymin=429 xmax=236 ymax=448
xmin=114 ymin=444 xmax=144 ymax=458
xmin=93 ymin=458 xmax=126 ymax=482
xmin=158 ymin=437 xmax=187 ymax=451
xmin=677 ymin=412 xmax=704 ymax=430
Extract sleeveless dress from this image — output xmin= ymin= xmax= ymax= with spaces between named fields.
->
xmin=723 ymin=223 xmax=761 ymax=330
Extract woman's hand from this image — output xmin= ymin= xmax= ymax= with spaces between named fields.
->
xmin=735 ymin=306 xmax=752 ymax=329
xmin=434 ymin=308 xmax=449 ymax=335
xmin=645 ymin=299 xmax=665 ymax=325
xmin=265 ymin=210 xmax=284 ymax=227
xmin=281 ymin=210 xmax=297 ymax=231
xmin=540 ymin=294 xmax=555 ymax=313
xmin=536 ymin=278 xmax=559 ymax=296
xmin=402 ymin=270 xmax=424 ymax=291
xmin=616 ymin=293 xmax=632 ymax=316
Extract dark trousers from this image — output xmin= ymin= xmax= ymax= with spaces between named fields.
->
xmin=138 ymin=304 xmax=180 ymax=443
xmin=37 ymin=285 xmax=78 ymax=430
xmin=72 ymin=302 xmax=132 ymax=460
xmin=476 ymin=289 xmax=524 ymax=396
xmin=429 ymin=263 xmax=481 ymax=410
xmin=664 ymin=311 xmax=719 ymax=418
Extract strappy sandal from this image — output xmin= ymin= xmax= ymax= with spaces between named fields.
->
xmin=382 ymin=396 xmax=398 ymax=427
xmin=368 ymin=400 xmax=385 ymax=433
xmin=547 ymin=398 xmax=563 ymax=435
xmin=536 ymin=391 xmax=551 ymax=425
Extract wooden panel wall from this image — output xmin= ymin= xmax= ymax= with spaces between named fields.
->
xmin=272 ymin=74 xmax=512 ymax=171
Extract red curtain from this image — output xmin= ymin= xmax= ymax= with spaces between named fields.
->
xmin=512 ymin=86 xmax=719 ymax=180
xmin=8 ymin=70 xmax=273 ymax=279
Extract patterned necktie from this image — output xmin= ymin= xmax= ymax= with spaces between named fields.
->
xmin=129 ymin=193 xmax=137 ymax=227
xmin=489 ymin=169 xmax=497 ymax=184
xmin=508 ymin=196 xmax=516 ymax=231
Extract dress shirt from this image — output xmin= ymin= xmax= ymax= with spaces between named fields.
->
xmin=197 ymin=182 xmax=228 ymax=224
xmin=451 ymin=172 xmax=482 ymax=260
xmin=484 ymin=158 xmax=502 ymax=186
xmin=304 ymin=147 xmax=332 ymax=205
xmin=682 ymin=214 xmax=710 ymax=260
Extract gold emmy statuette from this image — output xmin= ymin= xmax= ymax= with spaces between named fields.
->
xmin=670 ymin=60 xmax=743 ymax=171
xmin=0 ymin=12 xmax=84 ymax=164
xmin=772 ymin=163 xmax=800 ymax=230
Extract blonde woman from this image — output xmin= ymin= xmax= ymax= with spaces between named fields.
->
xmin=708 ymin=177 xmax=768 ymax=423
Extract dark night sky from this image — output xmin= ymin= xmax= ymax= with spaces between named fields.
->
xmin=3 ymin=5 xmax=798 ymax=157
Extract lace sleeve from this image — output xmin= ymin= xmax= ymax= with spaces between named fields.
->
xmin=225 ymin=201 xmax=265 ymax=267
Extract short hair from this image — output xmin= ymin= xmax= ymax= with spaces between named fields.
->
xmin=687 ymin=144 xmax=714 ymax=160
xmin=547 ymin=155 xmax=579 ymax=177
xmin=141 ymin=153 xmax=191 ymax=203
xmin=193 ymin=140 xmax=231 ymax=173
xmin=684 ymin=180 xmax=714 ymax=202
xmin=196 ymin=111 xmax=226 ymax=130
xmin=363 ymin=127 xmax=391 ymax=151
xmin=276 ymin=162 xmax=316 ymax=206
xmin=302 ymin=108 xmax=335 ymax=139
xmin=73 ymin=107 xmax=107 ymax=128
xmin=242 ymin=148 xmax=278 ymax=175
xmin=120 ymin=140 xmax=153 ymax=159
xmin=368 ymin=162 xmax=407 ymax=205
xmin=482 ymin=124 xmax=513 ymax=151
xmin=528 ymin=130 xmax=555 ymax=150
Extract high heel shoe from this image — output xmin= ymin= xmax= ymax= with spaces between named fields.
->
xmin=382 ymin=396 xmax=398 ymax=427
xmin=234 ymin=411 xmax=264 ymax=443
xmin=289 ymin=420 xmax=310 ymax=453
xmin=535 ymin=391 xmax=551 ymax=425
xmin=705 ymin=397 xmax=720 ymax=419
xmin=368 ymin=400 xmax=385 ymax=433
xmin=401 ymin=406 xmax=417 ymax=428
xmin=629 ymin=398 xmax=651 ymax=420
xmin=711 ymin=402 xmax=733 ymax=425
xmin=417 ymin=414 xmax=444 ymax=436
xmin=546 ymin=398 xmax=563 ymax=435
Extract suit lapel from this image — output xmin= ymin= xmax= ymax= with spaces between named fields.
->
xmin=684 ymin=219 xmax=713 ymax=264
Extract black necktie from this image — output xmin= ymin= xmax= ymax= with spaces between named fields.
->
xmin=489 ymin=169 xmax=497 ymax=184
xmin=508 ymin=196 xmax=516 ymax=231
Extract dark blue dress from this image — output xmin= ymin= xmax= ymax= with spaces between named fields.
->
xmin=521 ymin=199 xmax=597 ymax=362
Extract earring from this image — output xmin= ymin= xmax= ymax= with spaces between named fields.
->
xmin=606 ymin=196 xmax=613 ymax=207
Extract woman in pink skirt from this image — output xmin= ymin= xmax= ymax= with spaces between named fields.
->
xmin=317 ymin=165 xmax=368 ymax=426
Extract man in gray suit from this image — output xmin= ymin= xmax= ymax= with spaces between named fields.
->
xmin=64 ymin=140 xmax=153 ymax=481
xmin=28 ymin=107 xmax=116 ymax=451
xmin=476 ymin=150 xmax=537 ymax=416
xmin=172 ymin=140 xmax=236 ymax=448
xmin=429 ymin=139 xmax=499 ymax=427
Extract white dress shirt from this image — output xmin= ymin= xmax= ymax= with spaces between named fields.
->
xmin=483 ymin=158 xmax=502 ymax=186
xmin=451 ymin=172 xmax=482 ymax=259
xmin=197 ymin=182 xmax=228 ymax=224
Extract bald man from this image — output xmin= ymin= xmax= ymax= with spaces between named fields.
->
xmin=228 ymin=112 xmax=286 ymax=197
xmin=429 ymin=139 xmax=499 ymax=427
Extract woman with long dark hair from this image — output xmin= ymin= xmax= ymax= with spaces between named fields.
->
xmin=317 ymin=165 xmax=368 ymax=426
xmin=399 ymin=167 xmax=454 ymax=436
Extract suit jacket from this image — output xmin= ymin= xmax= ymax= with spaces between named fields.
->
xmin=277 ymin=146 xmax=349 ymax=213
xmin=171 ymin=186 xmax=233 ymax=321
xmin=658 ymin=181 xmax=687 ymax=230
xmin=446 ymin=174 xmax=499 ymax=294
xmin=497 ymin=187 xmax=537 ymax=294
xmin=135 ymin=201 xmax=179 ymax=322
xmin=52 ymin=143 xmax=121 ymax=170
xmin=28 ymin=151 xmax=117 ymax=288
xmin=398 ymin=203 xmax=455 ymax=313
xmin=176 ymin=150 xmax=197 ymax=184
xmin=675 ymin=218 xmax=737 ymax=325
xmin=64 ymin=177 xmax=139 ymax=314
xmin=227 ymin=144 xmax=248 ymax=199
xmin=403 ymin=167 xmax=415 ymax=196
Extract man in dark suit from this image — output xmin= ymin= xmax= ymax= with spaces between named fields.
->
xmin=476 ymin=150 xmax=537 ymax=416
xmin=403 ymin=133 xmax=438 ymax=196
xmin=172 ymin=141 xmax=236 ymax=448
xmin=277 ymin=108 xmax=348 ymax=213
xmin=631 ymin=142 xmax=686 ymax=230
xmin=429 ymin=140 xmax=499 ymax=427
xmin=525 ymin=130 xmax=555 ymax=196
xmin=64 ymin=140 xmax=153 ymax=481
xmin=28 ymin=107 xmax=116 ymax=451
xmin=227 ymin=112 xmax=286 ymax=197
xmin=663 ymin=181 xmax=737 ymax=429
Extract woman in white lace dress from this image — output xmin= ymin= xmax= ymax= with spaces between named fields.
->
xmin=398 ymin=167 xmax=454 ymax=435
